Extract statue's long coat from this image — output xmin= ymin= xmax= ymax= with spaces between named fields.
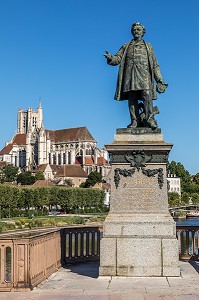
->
xmin=107 ymin=40 xmax=163 ymax=101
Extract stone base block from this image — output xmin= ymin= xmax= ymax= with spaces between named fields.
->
xmin=103 ymin=213 xmax=176 ymax=237
xmin=99 ymin=236 xmax=180 ymax=277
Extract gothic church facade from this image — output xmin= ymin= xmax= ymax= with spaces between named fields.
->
xmin=0 ymin=105 xmax=109 ymax=177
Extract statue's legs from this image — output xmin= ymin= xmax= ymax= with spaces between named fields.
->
xmin=127 ymin=92 xmax=140 ymax=128
xmin=142 ymin=90 xmax=158 ymax=129
xmin=127 ymin=90 xmax=158 ymax=129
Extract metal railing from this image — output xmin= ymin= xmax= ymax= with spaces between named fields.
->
xmin=62 ymin=226 xmax=101 ymax=263
xmin=176 ymin=225 xmax=199 ymax=260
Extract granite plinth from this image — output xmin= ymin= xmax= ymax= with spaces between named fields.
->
xmin=99 ymin=236 xmax=180 ymax=277
xmin=116 ymin=127 xmax=161 ymax=134
xmin=114 ymin=127 xmax=164 ymax=142
xmin=100 ymin=129 xmax=180 ymax=277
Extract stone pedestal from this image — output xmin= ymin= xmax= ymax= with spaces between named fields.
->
xmin=99 ymin=128 xmax=180 ymax=277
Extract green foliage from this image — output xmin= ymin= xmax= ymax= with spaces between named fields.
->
xmin=64 ymin=178 xmax=73 ymax=187
xmin=19 ymin=218 xmax=26 ymax=225
xmin=35 ymin=171 xmax=45 ymax=181
xmin=87 ymin=216 xmax=106 ymax=222
xmin=0 ymin=221 xmax=15 ymax=232
xmin=1 ymin=164 xmax=18 ymax=182
xmin=184 ymin=181 xmax=199 ymax=194
xmin=181 ymin=192 xmax=190 ymax=204
xmin=168 ymin=161 xmax=191 ymax=193
xmin=0 ymin=185 xmax=20 ymax=218
xmin=192 ymin=173 xmax=199 ymax=185
xmin=28 ymin=216 xmax=85 ymax=228
xmin=168 ymin=192 xmax=180 ymax=201
xmin=190 ymin=193 xmax=199 ymax=204
xmin=168 ymin=161 xmax=199 ymax=203
xmin=17 ymin=171 xmax=36 ymax=185
xmin=81 ymin=171 xmax=102 ymax=188
xmin=168 ymin=192 xmax=181 ymax=207
xmin=0 ymin=185 xmax=106 ymax=218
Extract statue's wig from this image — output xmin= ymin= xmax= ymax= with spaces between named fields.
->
xmin=131 ymin=22 xmax=146 ymax=36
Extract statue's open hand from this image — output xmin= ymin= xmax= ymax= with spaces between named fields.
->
xmin=103 ymin=50 xmax=112 ymax=60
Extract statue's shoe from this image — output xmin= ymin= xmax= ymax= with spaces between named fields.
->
xmin=127 ymin=120 xmax=137 ymax=128
xmin=148 ymin=118 xmax=158 ymax=130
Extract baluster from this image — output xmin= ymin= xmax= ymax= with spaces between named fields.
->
xmin=69 ymin=231 xmax=72 ymax=259
xmin=86 ymin=231 xmax=89 ymax=257
xmin=80 ymin=231 xmax=84 ymax=258
xmin=191 ymin=230 xmax=195 ymax=256
xmin=179 ymin=231 xmax=183 ymax=255
xmin=198 ymin=230 xmax=199 ymax=259
xmin=97 ymin=230 xmax=101 ymax=256
xmin=91 ymin=231 xmax=95 ymax=256
xmin=74 ymin=231 xmax=78 ymax=258
xmin=186 ymin=230 xmax=189 ymax=256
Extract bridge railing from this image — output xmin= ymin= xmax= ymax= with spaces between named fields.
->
xmin=0 ymin=224 xmax=198 ymax=291
xmin=0 ymin=225 xmax=102 ymax=291
xmin=62 ymin=226 xmax=102 ymax=264
xmin=176 ymin=225 xmax=199 ymax=261
xmin=0 ymin=228 xmax=62 ymax=291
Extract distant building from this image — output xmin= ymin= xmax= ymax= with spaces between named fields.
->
xmin=0 ymin=105 xmax=110 ymax=179
xmin=92 ymin=182 xmax=111 ymax=206
xmin=167 ymin=173 xmax=181 ymax=196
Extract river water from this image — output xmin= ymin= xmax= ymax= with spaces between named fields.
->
xmin=176 ymin=217 xmax=199 ymax=226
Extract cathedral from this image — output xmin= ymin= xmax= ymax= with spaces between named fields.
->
xmin=0 ymin=105 xmax=110 ymax=178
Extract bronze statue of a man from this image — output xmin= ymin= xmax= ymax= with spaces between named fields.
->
xmin=104 ymin=22 xmax=167 ymax=129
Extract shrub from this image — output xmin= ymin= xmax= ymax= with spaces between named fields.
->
xmin=0 ymin=222 xmax=16 ymax=232
xmin=19 ymin=218 xmax=26 ymax=225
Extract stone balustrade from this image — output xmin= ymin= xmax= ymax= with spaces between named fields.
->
xmin=0 ymin=228 xmax=61 ymax=291
xmin=0 ymin=225 xmax=101 ymax=291
xmin=0 ymin=224 xmax=198 ymax=291
xmin=176 ymin=225 xmax=199 ymax=260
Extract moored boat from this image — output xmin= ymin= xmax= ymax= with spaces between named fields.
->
xmin=186 ymin=211 xmax=199 ymax=218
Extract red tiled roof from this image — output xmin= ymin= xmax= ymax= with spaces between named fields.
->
xmin=33 ymin=164 xmax=48 ymax=173
xmin=84 ymin=157 xmax=94 ymax=164
xmin=50 ymin=165 xmax=62 ymax=173
xmin=34 ymin=164 xmax=63 ymax=173
xmin=0 ymin=143 xmax=14 ymax=155
xmin=92 ymin=182 xmax=111 ymax=191
xmin=55 ymin=165 xmax=88 ymax=178
xmin=97 ymin=157 xmax=108 ymax=165
xmin=33 ymin=180 xmax=53 ymax=187
xmin=13 ymin=134 xmax=26 ymax=145
xmin=46 ymin=127 xmax=95 ymax=143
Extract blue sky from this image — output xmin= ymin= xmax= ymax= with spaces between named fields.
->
xmin=0 ymin=0 xmax=198 ymax=174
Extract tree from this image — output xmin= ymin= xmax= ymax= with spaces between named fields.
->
xmin=64 ymin=178 xmax=73 ymax=187
xmin=191 ymin=193 xmax=199 ymax=204
xmin=167 ymin=161 xmax=191 ymax=193
xmin=168 ymin=192 xmax=180 ymax=207
xmin=181 ymin=192 xmax=190 ymax=205
xmin=80 ymin=171 xmax=102 ymax=188
xmin=192 ymin=173 xmax=199 ymax=185
xmin=35 ymin=171 xmax=45 ymax=181
xmin=1 ymin=164 xmax=18 ymax=182
xmin=17 ymin=171 xmax=36 ymax=185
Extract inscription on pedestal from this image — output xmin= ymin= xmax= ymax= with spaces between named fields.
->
xmin=111 ymin=168 xmax=165 ymax=213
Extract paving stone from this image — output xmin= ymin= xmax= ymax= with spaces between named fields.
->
xmin=0 ymin=261 xmax=199 ymax=299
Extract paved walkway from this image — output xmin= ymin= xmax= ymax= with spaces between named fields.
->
xmin=1 ymin=261 xmax=199 ymax=299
